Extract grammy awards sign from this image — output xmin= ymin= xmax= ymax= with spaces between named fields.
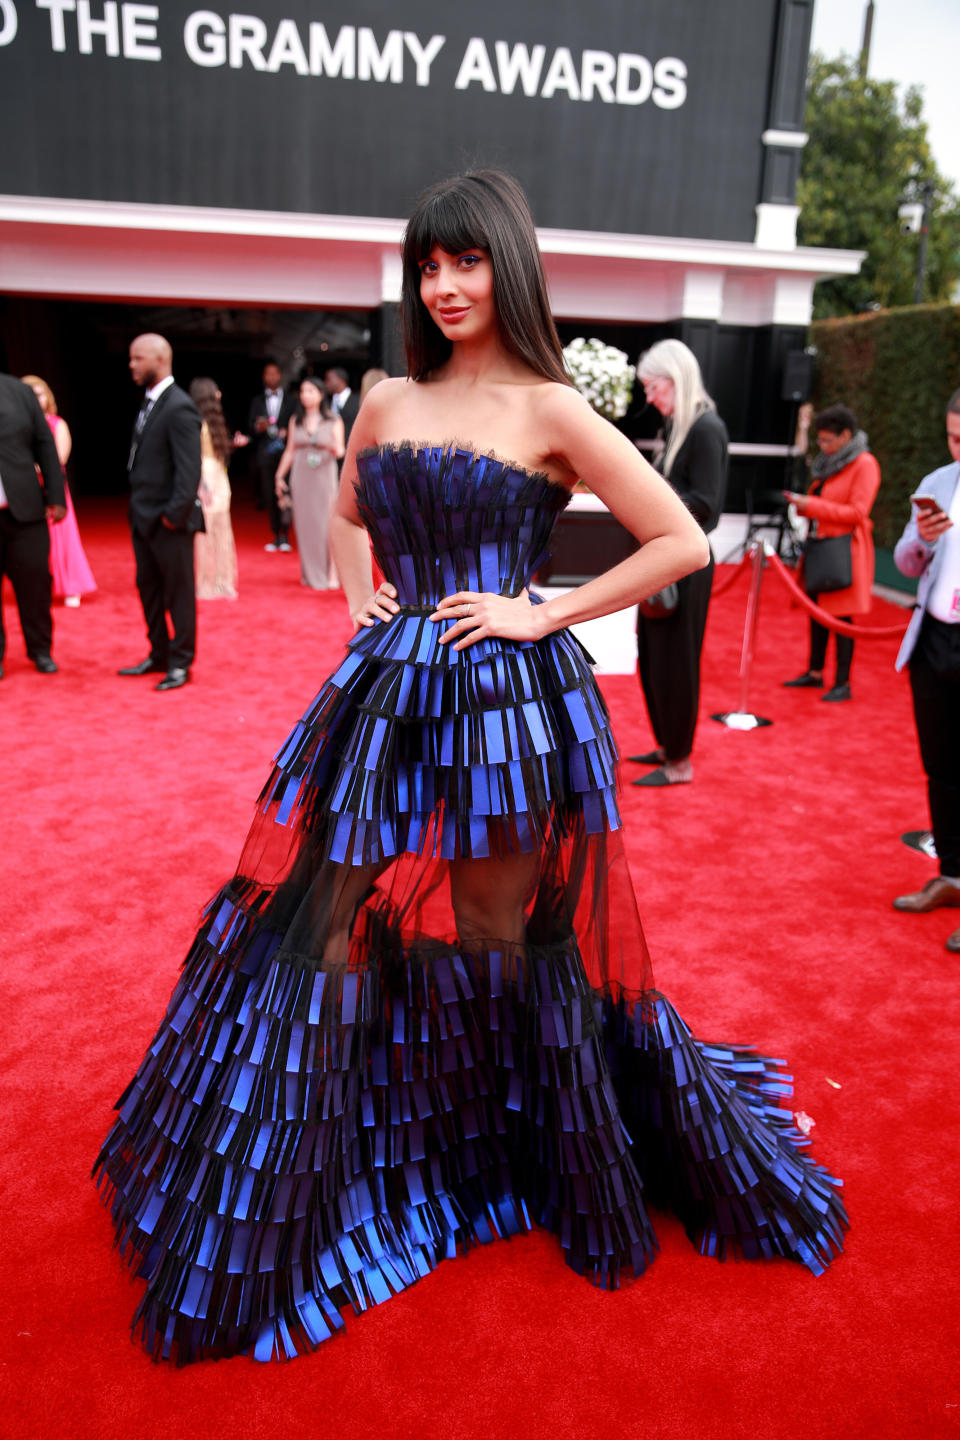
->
xmin=0 ymin=0 xmax=785 ymax=241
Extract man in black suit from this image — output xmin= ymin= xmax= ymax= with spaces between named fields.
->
xmin=323 ymin=368 xmax=359 ymax=452
xmin=0 ymin=372 xmax=66 ymax=677
xmin=118 ymin=334 xmax=203 ymax=692
xmin=246 ymin=360 xmax=296 ymax=551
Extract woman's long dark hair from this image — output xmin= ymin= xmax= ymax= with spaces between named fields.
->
xmin=401 ymin=170 xmax=571 ymax=385
xmin=296 ymin=376 xmax=333 ymax=422
xmin=189 ymin=377 xmax=232 ymax=465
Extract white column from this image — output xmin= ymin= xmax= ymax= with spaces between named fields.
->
xmin=381 ymin=248 xmax=403 ymax=304
xmin=681 ymin=267 xmax=724 ymax=319
xmin=754 ymin=203 xmax=801 ymax=250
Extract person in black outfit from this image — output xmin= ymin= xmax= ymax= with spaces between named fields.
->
xmin=118 ymin=334 xmax=203 ymax=692
xmin=323 ymin=367 xmax=360 ymax=453
xmin=891 ymin=389 xmax=960 ymax=954
xmin=245 ymin=361 xmax=297 ymax=551
xmin=630 ymin=340 xmax=728 ymax=786
xmin=0 ymin=372 xmax=66 ymax=677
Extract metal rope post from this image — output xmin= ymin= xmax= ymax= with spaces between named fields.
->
xmin=711 ymin=538 xmax=773 ymax=731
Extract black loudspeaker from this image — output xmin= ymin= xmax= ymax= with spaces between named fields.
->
xmin=782 ymin=350 xmax=814 ymax=402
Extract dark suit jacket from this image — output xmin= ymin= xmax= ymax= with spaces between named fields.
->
xmin=0 ymin=373 xmax=65 ymax=521
xmin=128 ymin=382 xmax=203 ymax=536
xmin=335 ymin=389 xmax=360 ymax=446
xmin=248 ymin=390 xmax=297 ymax=459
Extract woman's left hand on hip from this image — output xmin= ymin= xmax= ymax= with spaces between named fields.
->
xmin=432 ymin=589 xmax=545 ymax=650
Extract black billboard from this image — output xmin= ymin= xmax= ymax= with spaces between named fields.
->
xmin=0 ymin=0 xmax=784 ymax=241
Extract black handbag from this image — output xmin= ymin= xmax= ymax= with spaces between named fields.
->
xmin=803 ymin=534 xmax=852 ymax=594
xmin=637 ymin=582 xmax=679 ymax=619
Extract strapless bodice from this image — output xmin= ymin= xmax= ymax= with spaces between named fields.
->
xmin=354 ymin=444 xmax=571 ymax=606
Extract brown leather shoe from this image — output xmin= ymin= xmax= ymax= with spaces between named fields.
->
xmin=947 ymin=928 xmax=960 ymax=954
xmin=893 ymin=877 xmax=960 ymax=913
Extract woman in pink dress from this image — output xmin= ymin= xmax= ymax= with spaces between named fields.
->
xmin=21 ymin=375 xmax=96 ymax=607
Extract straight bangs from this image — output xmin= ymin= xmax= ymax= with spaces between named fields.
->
xmin=401 ymin=169 xmax=571 ymax=386
xmin=403 ymin=187 xmax=491 ymax=268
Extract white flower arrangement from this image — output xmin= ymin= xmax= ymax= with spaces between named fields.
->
xmin=562 ymin=336 xmax=635 ymax=421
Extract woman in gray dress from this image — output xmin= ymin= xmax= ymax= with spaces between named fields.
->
xmin=275 ymin=378 xmax=346 ymax=589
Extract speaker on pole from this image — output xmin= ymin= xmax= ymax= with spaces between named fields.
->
xmin=781 ymin=350 xmax=814 ymax=402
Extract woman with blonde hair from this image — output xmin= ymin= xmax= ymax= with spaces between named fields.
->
xmin=630 ymin=339 xmax=728 ymax=786
xmin=359 ymin=366 xmax=390 ymax=402
xmin=21 ymin=374 xmax=96 ymax=607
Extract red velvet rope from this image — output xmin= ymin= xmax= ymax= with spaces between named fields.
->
xmin=710 ymin=553 xmax=751 ymax=597
xmin=764 ymin=550 xmax=909 ymax=639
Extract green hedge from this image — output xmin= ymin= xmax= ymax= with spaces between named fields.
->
xmin=809 ymin=304 xmax=960 ymax=548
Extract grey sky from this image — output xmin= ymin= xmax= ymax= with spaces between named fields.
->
xmin=810 ymin=0 xmax=960 ymax=191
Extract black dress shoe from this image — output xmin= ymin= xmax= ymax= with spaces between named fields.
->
xmin=893 ymin=876 xmax=960 ymax=913
xmin=33 ymin=654 xmax=58 ymax=674
xmin=118 ymin=658 xmax=166 ymax=676
xmin=156 ymin=668 xmax=189 ymax=691
xmin=782 ymin=673 xmax=823 ymax=688
xmin=632 ymin=766 xmax=692 ymax=787
xmin=627 ymin=750 xmax=666 ymax=765
xmin=821 ymin=683 xmax=851 ymax=703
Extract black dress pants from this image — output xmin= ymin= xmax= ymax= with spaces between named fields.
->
xmin=132 ymin=523 xmax=197 ymax=672
xmin=636 ymin=553 xmax=714 ymax=762
xmin=0 ymin=508 xmax=53 ymax=662
xmin=909 ymin=614 xmax=960 ymax=878
xmin=808 ymin=601 xmax=854 ymax=686
xmin=256 ymin=451 xmax=289 ymax=544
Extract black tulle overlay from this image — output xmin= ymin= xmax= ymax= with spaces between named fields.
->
xmin=94 ymin=445 xmax=847 ymax=1364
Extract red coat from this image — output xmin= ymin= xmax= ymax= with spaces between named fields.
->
xmin=800 ymin=451 xmax=881 ymax=616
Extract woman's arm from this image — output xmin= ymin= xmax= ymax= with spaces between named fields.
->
xmin=435 ymin=387 xmax=710 ymax=649
xmin=331 ymin=383 xmax=402 ymax=628
xmin=330 ymin=416 xmax=346 ymax=460
xmin=274 ymin=426 xmax=296 ymax=485
xmin=54 ymin=417 xmax=72 ymax=467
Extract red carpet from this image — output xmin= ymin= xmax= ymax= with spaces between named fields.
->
xmin=2 ymin=500 xmax=957 ymax=1439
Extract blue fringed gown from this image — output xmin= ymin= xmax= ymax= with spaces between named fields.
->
xmin=94 ymin=444 xmax=847 ymax=1364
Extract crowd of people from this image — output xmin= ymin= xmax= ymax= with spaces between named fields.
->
xmin=0 ymin=353 xmax=387 ymax=687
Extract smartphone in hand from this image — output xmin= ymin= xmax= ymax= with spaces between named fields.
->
xmin=912 ymin=495 xmax=943 ymax=516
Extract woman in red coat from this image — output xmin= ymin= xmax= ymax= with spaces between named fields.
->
xmin=782 ymin=403 xmax=881 ymax=702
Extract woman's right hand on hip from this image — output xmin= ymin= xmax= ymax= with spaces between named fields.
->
xmin=352 ymin=581 xmax=399 ymax=629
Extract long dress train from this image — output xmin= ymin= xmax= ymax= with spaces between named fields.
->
xmin=94 ymin=444 xmax=846 ymax=1364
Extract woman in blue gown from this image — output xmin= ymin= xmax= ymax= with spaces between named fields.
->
xmin=95 ymin=170 xmax=846 ymax=1365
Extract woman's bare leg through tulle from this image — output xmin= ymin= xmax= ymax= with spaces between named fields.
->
xmin=320 ymin=860 xmax=393 ymax=968
xmin=449 ymin=851 xmax=539 ymax=947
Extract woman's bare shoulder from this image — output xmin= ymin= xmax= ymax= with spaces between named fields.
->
xmin=360 ymin=376 xmax=413 ymax=420
xmin=528 ymin=381 xmax=601 ymax=441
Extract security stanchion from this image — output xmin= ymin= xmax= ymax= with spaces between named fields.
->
xmin=711 ymin=539 xmax=772 ymax=731
xmin=763 ymin=550 xmax=909 ymax=640
xmin=710 ymin=550 xmax=751 ymax=598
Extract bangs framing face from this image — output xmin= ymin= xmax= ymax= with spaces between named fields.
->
xmin=400 ymin=169 xmax=570 ymax=386
xmin=403 ymin=188 xmax=491 ymax=269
